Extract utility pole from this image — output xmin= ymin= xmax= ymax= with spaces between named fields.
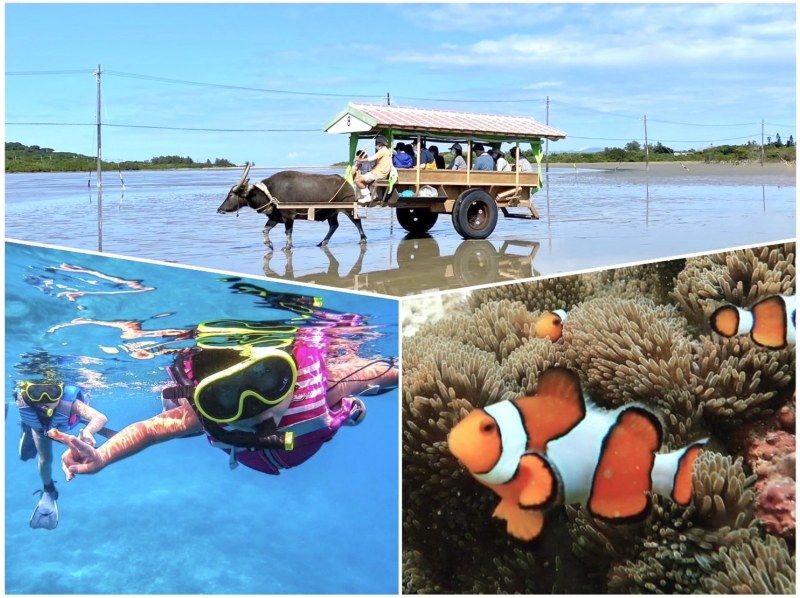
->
xmin=643 ymin=114 xmax=649 ymax=171
xmin=545 ymin=96 xmax=550 ymax=173
xmin=760 ymin=119 xmax=765 ymax=167
xmin=95 ymin=63 xmax=103 ymax=251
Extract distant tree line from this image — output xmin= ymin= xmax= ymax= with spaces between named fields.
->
xmin=5 ymin=142 xmax=236 ymax=173
xmin=548 ymin=138 xmax=796 ymax=164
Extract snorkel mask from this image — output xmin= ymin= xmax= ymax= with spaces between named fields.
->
xmin=193 ymin=347 xmax=297 ymax=425
xmin=19 ymin=381 xmax=64 ymax=413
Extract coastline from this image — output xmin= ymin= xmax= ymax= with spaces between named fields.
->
xmin=547 ymin=160 xmax=796 ymax=178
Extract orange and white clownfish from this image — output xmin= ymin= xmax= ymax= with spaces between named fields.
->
xmin=447 ymin=367 xmax=705 ymax=541
xmin=534 ymin=309 xmax=568 ymax=341
xmin=710 ymin=294 xmax=796 ymax=349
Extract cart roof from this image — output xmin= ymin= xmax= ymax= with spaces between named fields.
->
xmin=324 ymin=103 xmax=566 ymax=141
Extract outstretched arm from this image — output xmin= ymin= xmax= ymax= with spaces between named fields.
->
xmin=326 ymin=357 xmax=398 ymax=406
xmin=51 ymin=405 xmax=202 ymax=480
xmin=73 ymin=401 xmax=108 ymax=446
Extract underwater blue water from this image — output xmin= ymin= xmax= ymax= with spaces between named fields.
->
xmin=5 ymin=241 xmax=399 ymax=594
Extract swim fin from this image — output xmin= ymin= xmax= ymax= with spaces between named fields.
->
xmin=19 ymin=423 xmax=38 ymax=461
xmin=30 ymin=483 xmax=59 ymax=530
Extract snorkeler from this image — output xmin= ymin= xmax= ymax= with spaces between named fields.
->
xmin=51 ymin=325 xmax=398 ymax=478
xmin=15 ymin=381 xmax=108 ymax=529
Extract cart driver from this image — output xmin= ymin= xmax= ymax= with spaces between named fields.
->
xmin=354 ymin=135 xmax=392 ymax=203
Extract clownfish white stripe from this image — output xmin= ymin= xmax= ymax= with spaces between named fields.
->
xmin=474 ymin=401 xmax=528 ymax=486
xmin=546 ymin=408 xmax=610 ymax=505
xmin=784 ymin=295 xmax=796 ymax=345
xmin=553 ymin=309 xmax=568 ymax=323
xmin=735 ymin=308 xmax=754 ymax=335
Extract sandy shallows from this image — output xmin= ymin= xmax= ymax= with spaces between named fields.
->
xmin=549 ymin=161 xmax=796 ymax=179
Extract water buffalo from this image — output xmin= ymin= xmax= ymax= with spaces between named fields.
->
xmin=217 ymin=165 xmax=366 ymax=251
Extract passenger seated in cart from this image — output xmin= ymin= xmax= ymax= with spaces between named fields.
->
xmin=493 ymin=149 xmax=511 ymax=172
xmin=430 ymin=146 xmax=446 ymax=169
xmin=393 ymin=143 xmax=413 ymax=168
xmin=509 ymin=146 xmax=534 ymax=172
xmin=354 ymin=135 xmax=392 ymax=203
xmin=448 ymin=143 xmax=467 ymax=170
xmin=355 ymin=149 xmax=371 ymax=175
xmin=472 ymin=143 xmax=495 ymax=171
xmin=419 ymin=141 xmax=436 ymax=170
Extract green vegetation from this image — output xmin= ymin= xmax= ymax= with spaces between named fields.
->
xmin=5 ymin=142 xmax=237 ymax=173
xmin=548 ymin=138 xmax=796 ymax=164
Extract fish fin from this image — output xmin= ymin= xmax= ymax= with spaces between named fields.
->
xmin=589 ymin=407 xmax=661 ymax=521
xmin=710 ymin=304 xmax=741 ymax=337
xmin=672 ymin=442 xmax=705 ymax=505
xmin=518 ymin=453 xmax=558 ymax=509
xmin=750 ymin=296 xmax=788 ymax=348
xmin=519 ymin=367 xmax=585 ymax=449
xmin=493 ymin=499 xmax=545 ymax=541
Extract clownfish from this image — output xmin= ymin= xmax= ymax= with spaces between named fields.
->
xmin=710 ymin=294 xmax=796 ymax=349
xmin=447 ymin=367 xmax=705 ymax=541
xmin=534 ymin=309 xmax=568 ymax=341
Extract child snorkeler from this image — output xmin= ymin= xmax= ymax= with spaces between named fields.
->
xmin=15 ymin=382 xmax=108 ymax=529
xmin=51 ymin=326 xmax=397 ymax=479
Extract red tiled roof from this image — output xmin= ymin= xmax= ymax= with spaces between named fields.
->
xmin=351 ymin=103 xmax=566 ymax=139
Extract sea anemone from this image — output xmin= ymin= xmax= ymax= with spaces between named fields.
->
xmin=672 ymin=243 xmax=795 ymax=328
xmin=402 ymin=244 xmax=795 ymax=594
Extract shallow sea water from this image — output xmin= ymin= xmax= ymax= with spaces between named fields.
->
xmin=5 ymin=167 xmax=795 ymax=296
xmin=5 ymin=242 xmax=399 ymax=594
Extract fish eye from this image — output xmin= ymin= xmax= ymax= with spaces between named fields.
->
xmin=481 ymin=422 xmax=496 ymax=433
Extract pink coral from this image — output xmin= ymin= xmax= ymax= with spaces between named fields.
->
xmin=748 ymin=430 xmax=796 ymax=539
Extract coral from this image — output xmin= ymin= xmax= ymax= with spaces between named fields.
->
xmin=693 ymin=335 xmax=795 ymax=425
xmin=403 ymin=245 xmax=795 ymax=594
xmin=672 ymin=242 xmax=795 ymax=327
xmin=747 ymin=430 xmax=796 ymax=539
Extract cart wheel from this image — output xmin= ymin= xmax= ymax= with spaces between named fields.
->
xmin=396 ymin=208 xmax=439 ymax=235
xmin=452 ymin=190 xmax=498 ymax=240
xmin=397 ymin=234 xmax=441 ymax=265
xmin=453 ymin=240 xmax=499 ymax=286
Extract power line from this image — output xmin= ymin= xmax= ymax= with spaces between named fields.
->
xmin=647 ymin=117 xmax=760 ymax=127
xmin=568 ymin=134 xmax=760 ymax=143
xmin=765 ymin=122 xmax=796 ymax=129
xmin=551 ymin=99 xmax=763 ymax=128
xmin=550 ymin=99 xmax=642 ymax=121
xmin=104 ymin=70 xmax=384 ymax=99
xmin=7 ymin=69 xmax=95 ymax=75
xmin=6 ymin=121 xmax=319 ymax=132
xmin=393 ymin=95 xmax=544 ymax=104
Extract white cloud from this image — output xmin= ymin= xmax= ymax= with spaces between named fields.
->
xmin=389 ymin=3 xmax=795 ymax=70
xmin=524 ymin=81 xmax=564 ymax=90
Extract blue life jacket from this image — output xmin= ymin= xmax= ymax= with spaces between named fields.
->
xmin=393 ymin=153 xmax=413 ymax=168
xmin=17 ymin=384 xmax=83 ymax=433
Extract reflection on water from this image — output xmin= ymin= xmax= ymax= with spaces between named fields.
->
xmin=262 ymin=236 xmax=541 ymax=295
xmin=5 ymin=167 xmax=795 ymax=296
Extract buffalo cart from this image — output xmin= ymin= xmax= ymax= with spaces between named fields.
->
xmin=324 ymin=103 xmax=566 ymax=239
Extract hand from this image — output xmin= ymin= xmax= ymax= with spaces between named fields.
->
xmin=48 ymin=429 xmax=106 ymax=481
xmin=78 ymin=428 xmax=96 ymax=447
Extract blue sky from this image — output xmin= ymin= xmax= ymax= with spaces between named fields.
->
xmin=6 ymin=2 xmax=796 ymax=165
